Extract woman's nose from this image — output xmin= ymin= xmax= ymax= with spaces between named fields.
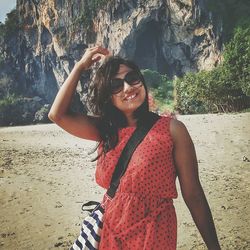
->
xmin=123 ymin=81 xmax=132 ymax=92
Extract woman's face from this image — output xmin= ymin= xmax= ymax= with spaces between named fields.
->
xmin=111 ymin=64 xmax=146 ymax=116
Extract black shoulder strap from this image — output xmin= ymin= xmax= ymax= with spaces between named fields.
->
xmin=106 ymin=112 xmax=160 ymax=198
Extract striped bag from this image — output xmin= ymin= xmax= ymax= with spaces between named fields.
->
xmin=70 ymin=202 xmax=104 ymax=250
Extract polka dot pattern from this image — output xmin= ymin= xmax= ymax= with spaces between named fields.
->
xmin=95 ymin=115 xmax=177 ymax=249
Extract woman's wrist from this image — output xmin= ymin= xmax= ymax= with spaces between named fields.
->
xmin=74 ymin=61 xmax=87 ymax=74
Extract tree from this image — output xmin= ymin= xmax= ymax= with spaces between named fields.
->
xmin=141 ymin=69 xmax=174 ymax=112
xmin=223 ymin=27 xmax=250 ymax=95
xmin=0 ymin=9 xmax=19 ymax=40
xmin=0 ymin=75 xmax=14 ymax=98
xmin=141 ymin=69 xmax=163 ymax=88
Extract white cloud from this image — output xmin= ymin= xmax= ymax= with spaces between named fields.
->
xmin=0 ymin=0 xmax=17 ymax=23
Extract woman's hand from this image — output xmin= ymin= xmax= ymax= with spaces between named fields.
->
xmin=48 ymin=45 xmax=110 ymax=141
xmin=76 ymin=46 xmax=110 ymax=71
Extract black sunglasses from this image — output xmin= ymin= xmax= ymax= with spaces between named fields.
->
xmin=110 ymin=71 xmax=142 ymax=94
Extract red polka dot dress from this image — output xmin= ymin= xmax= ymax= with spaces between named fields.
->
xmin=95 ymin=115 xmax=178 ymax=250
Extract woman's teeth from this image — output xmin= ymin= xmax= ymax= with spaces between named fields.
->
xmin=125 ymin=94 xmax=136 ymax=101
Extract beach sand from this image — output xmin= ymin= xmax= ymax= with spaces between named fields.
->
xmin=0 ymin=113 xmax=249 ymax=250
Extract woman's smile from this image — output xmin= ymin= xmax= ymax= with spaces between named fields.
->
xmin=123 ymin=87 xmax=143 ymax=102
xmin=124 ymin=93 xmax=137 ymax=101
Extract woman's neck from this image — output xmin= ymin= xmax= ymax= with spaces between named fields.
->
xmin=126 ymin=113 xmax=137 ymax=127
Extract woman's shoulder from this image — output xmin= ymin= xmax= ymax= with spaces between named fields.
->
xmin=158 ymin=111 xmax=176 ymax=125
xmin=169 ymin=117 xmax=190 ymax=144
xmin=156 ymin=112 xmax=189 ymax=143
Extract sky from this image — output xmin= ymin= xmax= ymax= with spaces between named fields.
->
xmin=0 ymin=0 xmax=16 ymax=23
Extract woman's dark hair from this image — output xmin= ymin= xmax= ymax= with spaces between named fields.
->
xmin=88 ymin=56 xmax=149 ymax=156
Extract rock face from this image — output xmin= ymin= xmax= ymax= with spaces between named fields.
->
xmin=1 ymin=0 xmax=222 ymax=124
xmin=95 ymin=0 xmax=222 ymax=76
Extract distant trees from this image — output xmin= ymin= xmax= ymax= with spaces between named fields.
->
xmin=0 ymin=8 xmax=19 ymax=99
xmin=0 ymin=75 xmax=15 ymax=98
xmin=223 ymin=27 xmax=250 ymax=96
xmin=0 ymin=9 xmax=19 ymax=40
xmin=141 ymin=69 xmax=174 ymax=112
xmin=174 ymin=27 xmax=250 ymax=113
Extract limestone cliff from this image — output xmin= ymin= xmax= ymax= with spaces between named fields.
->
xmin=0 ymin=0 xmax=223 ymax=124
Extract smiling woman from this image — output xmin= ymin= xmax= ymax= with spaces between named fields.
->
xmin=48 ymin=46 xmax=221 ymax=250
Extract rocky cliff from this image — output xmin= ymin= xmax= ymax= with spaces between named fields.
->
xmin=0 ymin=0 xmax=223 ymax=125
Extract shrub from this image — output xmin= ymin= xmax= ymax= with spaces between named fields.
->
xmin=0 ymin=95 xmax=44 ymax=126
xmin=141 ymin=69 xmax=174 ymax=112
xmin=0 ymin=94 xmax=21 ymax=125
xmin=0 ymin=75 xmax=15 ymax=98
xmin=223 ymin=27 xmax=250 ymax=96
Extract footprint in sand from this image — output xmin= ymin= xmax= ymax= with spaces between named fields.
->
xmin=54 ymin=242 xmax=63 ymax=247
xmin=55 ymin=201 xmax=63 ymax=208
xmin=242 ymin=156 xmax=250 ymax=162
xmin=0 ymin=232 xmax=16 ymax=238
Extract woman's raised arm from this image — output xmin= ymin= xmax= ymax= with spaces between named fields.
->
xmin=170 ymin=119 xmax=221 ymax=250
xmin=48 ymin=46 xmax=109 ymax=141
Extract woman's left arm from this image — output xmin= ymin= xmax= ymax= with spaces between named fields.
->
xmin=170 ymin=119 xmax=221 ymax=250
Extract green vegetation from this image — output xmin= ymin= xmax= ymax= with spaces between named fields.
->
xmin=141 ymin=69 xmax=174 ymax=112
xmin=0 ymin=75 xmax=15 ymax=98
xmin=240 ymin=107 xmax=250 ymax=113
xmin=0 ymin=94 xmax=20 ymax=107
xmin=0 ymin=9 xmax=20 ymax=97
xmin=0 ymin=54 xmax=4 ymax=66
xmin=174 ymin=27 xmax=250 ymax=114
xmin=0 ymin=94 xmax=20 ymax=125
xmin=223 ymin=27 xmax=250 ymax=96
xmin=0 ymin=9 xmax=19 ymax=40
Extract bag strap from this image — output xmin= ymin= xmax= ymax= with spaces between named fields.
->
xmin=81 ymin=201 xmax=101 ymax=212
xmin=106 ymin=112 xmax=160 ymax=198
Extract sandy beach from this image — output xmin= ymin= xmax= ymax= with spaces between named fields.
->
xmin=0 ymin=113 xmax=249 ymax=250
